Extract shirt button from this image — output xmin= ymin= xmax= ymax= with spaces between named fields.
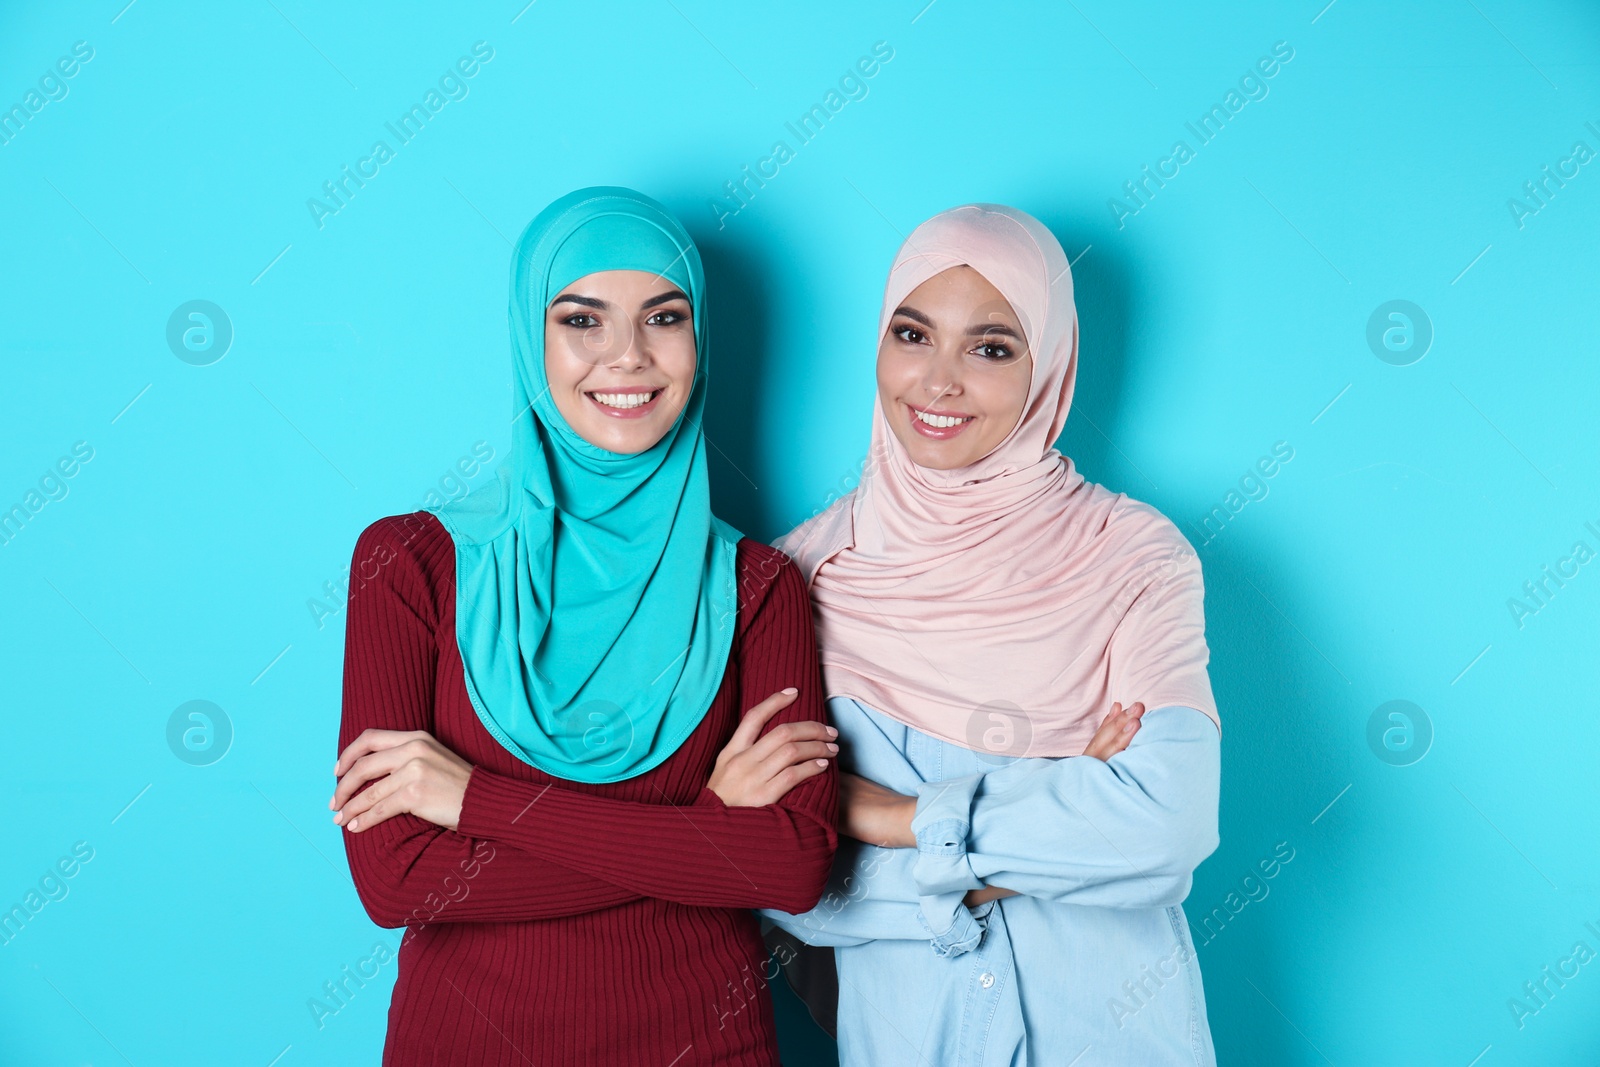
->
xmin=979 ymin=972 xmax=995 ymax=989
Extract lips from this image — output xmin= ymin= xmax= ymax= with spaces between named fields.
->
xmin=906 ymin=402 xmax=975 ymax=440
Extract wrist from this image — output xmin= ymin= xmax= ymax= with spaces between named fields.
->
xmin=891 ymin=795 xmax=918 ymax=848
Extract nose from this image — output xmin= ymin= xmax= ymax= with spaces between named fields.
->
xmin=918 ymin=343 xmax=964 ymax=405
xmin=601 ymin=318 xmax=649 ymax=370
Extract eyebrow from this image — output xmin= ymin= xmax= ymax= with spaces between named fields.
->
xmin=550 ymin=288 xmax=690 ymax=312
xmin=967 ymin=322 xmax=1021 ymax=340
xmin=892 ymin=304 xmax=1021 ymax=340
xmin=641 ymin=288 xmax=690 ymax=310
xmin=551 ymin=293 xmax=607 ymax=310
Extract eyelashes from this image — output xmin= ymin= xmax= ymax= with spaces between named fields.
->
xmin=555 ymin=309 xmax=689 ymax=329
xmin=891 ymin=323 xmax=1019 ymax=363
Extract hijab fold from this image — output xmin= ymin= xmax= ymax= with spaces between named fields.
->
xmin=427 ymin=187 xmax=741 ymax=784
xmin=778 ymin=204 xmax=1220 ymax=758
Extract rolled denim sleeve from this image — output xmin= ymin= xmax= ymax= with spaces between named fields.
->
xmin=760 ymin=837 xmax=930 ymax=947
xmin=930 ymin=705 xmax=1221 ymax=909
xmin=908 ymin=774 xmax=989 ymax=955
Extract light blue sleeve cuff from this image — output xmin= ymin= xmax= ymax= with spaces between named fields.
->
xmin=915 ymin=891 xmax=989 ymax=956
xmin=911 ymin=774 xmax=986 ymax=956
xmin=911 ymin=775 xmax=984 ymax=897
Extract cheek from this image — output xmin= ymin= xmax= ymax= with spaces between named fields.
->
xmin=542 ymin=336 xmax=593 ymax=424
xmin=1000 ymin=365 xmax=1031 ymax=418
xmin=875 ymin=344 xmax=915 ymax=401
xmin=543 ymin=330 xmax=585 ymax=391
xmin=663 ymin=334 xmax=698 ymax=391
xmin=976 ymin=366 xmax=1030 ymax=433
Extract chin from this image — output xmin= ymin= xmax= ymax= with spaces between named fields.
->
xmin=888 ymin=425 xmax=963 ymax=470
xmin=598 ymin=421 xmax=668 ymax=455
xmin=910 ymin=451 xmax=971 ymax=471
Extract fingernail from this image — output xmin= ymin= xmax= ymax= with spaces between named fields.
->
xmin=349 ymin=818 xmax=359 ymax=831
xmin=826 ymin=726 xmax=838 ymax=737
xmin=827 ymin=743 xmax=839 ymax=752
xmin=815 ymin=759 xmax=829 ymax=767
xmin=782 ymin=687 xmax=798 ymax=695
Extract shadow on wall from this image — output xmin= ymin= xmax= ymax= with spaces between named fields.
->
xmin=693 ymin=231 xmax=780 ymax=541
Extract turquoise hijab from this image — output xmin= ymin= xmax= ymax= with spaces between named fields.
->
xmin=425 ymin=187 xmax=742 ymax=784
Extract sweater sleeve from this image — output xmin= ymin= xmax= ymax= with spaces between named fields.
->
xmin=338 ymin=517 xmax=644 ymax=927
xmin=455 ymin=547 xmax=839 ymax=915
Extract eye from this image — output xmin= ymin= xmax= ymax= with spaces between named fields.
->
xmin=973 ymin=342 xmax=1015 ymax=362
xmin=561 ymin=313 xmax=599 ymax=328
xmin=646 ymin=308 xmax=688 ymax=326
xmin=892 ymin=324 xmax=928 ymax=345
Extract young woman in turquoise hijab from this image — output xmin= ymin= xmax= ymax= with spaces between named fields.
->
xmin=329 ymin=187 xmax=839 ymax=1065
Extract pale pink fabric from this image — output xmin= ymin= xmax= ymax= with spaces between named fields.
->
xmin=777 ymin=204 xmax=1220 ymax=758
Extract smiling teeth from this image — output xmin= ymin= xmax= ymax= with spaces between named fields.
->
xmin=914 ymin=409 xmax=972 ymax=428
xmin=591 ymin=391 xmax=659 ymax=409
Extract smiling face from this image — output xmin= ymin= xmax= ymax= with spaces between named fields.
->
xmin=543 ymin=269 xmax=697 ymax=454
xmin=876 ymin=265 xmax=1034 ymax=471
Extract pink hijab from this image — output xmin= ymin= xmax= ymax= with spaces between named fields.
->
xmin=777 ymin=204 xmax=1221 ymax=758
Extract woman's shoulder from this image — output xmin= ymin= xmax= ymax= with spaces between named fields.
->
xmin=348 ymin=510 xmax=455 ymax=599
xmin=733 ymin=536 xmax=800 ymax=592
xmin=354 ymin=509 xmax=450 ymax=555
xmin=731 ymin=537 xmax=808 ymax=630
xmin=1103 ymin=490 xmax=1200 ymax=560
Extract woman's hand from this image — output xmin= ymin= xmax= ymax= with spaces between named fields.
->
xmin=839 ymin=772 xmax=918 ymax=848
xmin=1082 ymin=700 xmax=1145 ymax=761
xmin=708 ymin=688 xmax=838 ymax=807
xmin=959 ymin=700 xmax=1147 ymax=907
xmin=330 ymin=729 xmax=474 ymax=833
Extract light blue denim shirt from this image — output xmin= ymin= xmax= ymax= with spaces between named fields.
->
xmin=761 ymin=697 xmax=1221 ymax=1066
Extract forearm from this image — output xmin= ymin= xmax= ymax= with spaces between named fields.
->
xmin=343 ymin=820 xmax=644 ymax=926
xmin=457 ymin=767 xmax=836 ymax=913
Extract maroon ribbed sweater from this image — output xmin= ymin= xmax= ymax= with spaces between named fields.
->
xmin=337 ymin=511 xmax=838 ymax=1066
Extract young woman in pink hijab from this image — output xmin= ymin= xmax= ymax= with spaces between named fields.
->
xmin=761 ymin=203 xmax=1223 ymax=1065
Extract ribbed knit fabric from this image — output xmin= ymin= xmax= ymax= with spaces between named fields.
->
xmin=338 ymin=511 xmax=838 ymax=1066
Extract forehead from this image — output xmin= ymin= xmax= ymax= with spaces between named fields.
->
xmin=899 ymin=266 xmax=1026 ymax=332
xmin=548 ymin=269 xmax=690 ymax=304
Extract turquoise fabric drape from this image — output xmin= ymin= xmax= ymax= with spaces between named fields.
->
xmin=425 ymin=187 xmax=741 ymax=783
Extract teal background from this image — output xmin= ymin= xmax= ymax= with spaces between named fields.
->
xmin=2 ymin=1 xmax=1597 ymax=1064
